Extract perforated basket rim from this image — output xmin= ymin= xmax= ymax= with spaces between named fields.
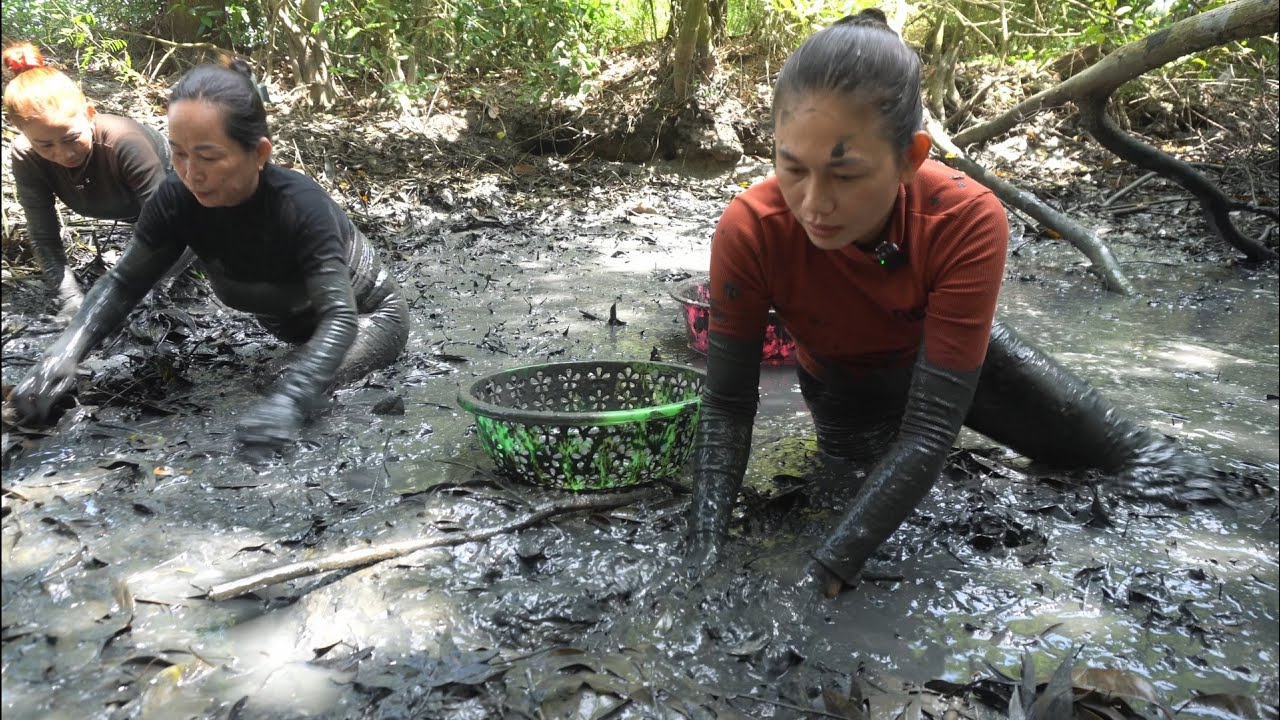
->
xmin=669 ymin=276 xmax=710 ymax=309
xmin=457 ymin=360 xmax=706 ymax=428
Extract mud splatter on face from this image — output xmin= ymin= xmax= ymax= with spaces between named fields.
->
xmin=831 ymin=136 xmax=851 ymax=159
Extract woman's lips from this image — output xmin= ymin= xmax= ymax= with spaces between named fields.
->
xmin=806 ymin=223 xmax=842 ymax=240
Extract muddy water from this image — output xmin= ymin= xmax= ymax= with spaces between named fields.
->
xmin=2 ymin=161 xmax=1277 ymax=717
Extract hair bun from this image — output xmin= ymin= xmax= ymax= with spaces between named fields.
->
xmin=838 ymin=7 xmax=890 ymax=29
xmin=3 ymin=44 xmax=46 ymax=74
xmin=223 ymin=56 xmax=255 ymax=79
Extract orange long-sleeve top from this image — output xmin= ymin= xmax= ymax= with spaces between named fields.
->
xmin=708 ymin=159 xmax=1009 ymax=377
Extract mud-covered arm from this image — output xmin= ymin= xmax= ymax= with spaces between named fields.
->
xmin=236 ymin=258 xmax=357 ymax=446
xmin=12 ymin=154 xmax=65 ymax=277
xmin=811 ymin=353 xmax=980 ymax=586
xmin=687 ymin=331 xmax=763 ymax=560
xmin=9 ymin=239 xmax=184 ymax=423
xmin=807 ymin=187 xmax=1007 ymax=588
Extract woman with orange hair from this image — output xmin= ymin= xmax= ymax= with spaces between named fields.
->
xmin=3 ymin=44 xmax=175 ymax=318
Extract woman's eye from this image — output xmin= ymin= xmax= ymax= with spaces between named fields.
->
xmin=197 ymin=155 xmax=219 ymax=163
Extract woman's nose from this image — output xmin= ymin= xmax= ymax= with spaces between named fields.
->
xmin=803 ymin=178 xmax=835 ymax=218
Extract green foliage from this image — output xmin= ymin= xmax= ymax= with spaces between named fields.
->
xmin=314 ymin=0 xmax=645 ymax=103
xmin=425 ymin=0 xmax=620 ymax=94
xmin=1 ymin=0 xmax=154 ymax=83
xmin=926 ymin=0 xmax=1244 ymax=64
xmin=3 ymin=0 xmax=160 ymax=47
xmin=180 ymin=1 xmax=268 ymax=48
xmin=7 ymin=0 xmax=1268 ymax=109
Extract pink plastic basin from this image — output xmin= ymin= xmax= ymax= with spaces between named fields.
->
xmin=669 ymin=276 xmax=795 ymax=364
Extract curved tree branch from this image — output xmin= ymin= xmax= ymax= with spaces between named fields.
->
xmin=927 ymin=116 xmax=1136 ymax=295
xmin=1078 ymin=94 xmax=1278 ymax=262
xmin=952 ymin=0 xmax=1280 ymax=148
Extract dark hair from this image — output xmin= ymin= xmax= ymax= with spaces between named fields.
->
xmin=170 ymin=57 xmax=269 ymax=151
xmin=773 ymin=8 xmax=922 ymax=155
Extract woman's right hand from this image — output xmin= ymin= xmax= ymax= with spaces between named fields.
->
xmin=9 ymin=355 xmax=79 ymax=426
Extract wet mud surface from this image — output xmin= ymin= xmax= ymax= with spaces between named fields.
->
xmin=2 ymin=155 xmax=1278 ymax=718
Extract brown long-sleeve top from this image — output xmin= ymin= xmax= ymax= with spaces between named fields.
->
xmin=10 ymin=113 xmax=169 ymax=247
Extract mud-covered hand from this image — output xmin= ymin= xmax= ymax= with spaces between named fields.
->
xmin=236 ymin=393 xmax=305 ymax=448
xmin=8 ymin=241 xmax=176 ymax=426
xmin=812 ymin=352 xmax=981 ymax=587
xmin=9 ymin=354 xmax=80 ymax=425
xmin=1112 ymin=433 xmax=1226 ymax=507
xmin=684 ymin=531 xmax=724 ymax=580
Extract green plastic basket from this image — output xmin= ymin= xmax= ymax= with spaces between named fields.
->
xmin=458 ymin=360 xmax=706 ymax=491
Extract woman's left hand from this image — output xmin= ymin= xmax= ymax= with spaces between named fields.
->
xmin=236 ymin=394 xmax=304 ymax=449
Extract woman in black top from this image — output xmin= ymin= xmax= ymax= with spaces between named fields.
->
xmin=11 ymin=59 xmax=411 ymax=451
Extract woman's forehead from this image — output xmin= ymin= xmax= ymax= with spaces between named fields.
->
xmin=168 ymin=100 xmax=229 ymax=137
xmin=22 ymin=111 xmax=86 ymax=137
xmin=775 ymin=91 xmax=877 ymax=126
xmin=774 ymin=95 xmax=886 ymax=153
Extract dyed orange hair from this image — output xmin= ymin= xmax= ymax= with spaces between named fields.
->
xmin=2 ymin=43 xmax=89 ymax=126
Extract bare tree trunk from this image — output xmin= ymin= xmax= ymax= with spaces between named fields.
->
xmin=269 ymin=0 xmax=338 ymax=108
xmin=156 ymin=0 xmax=204 ymax=43
xmin=707 ymin=0 xmax=727 ymax=43
xmin=670 ymin=0 xmax=713 ymax=98
xmin=952 ymin=0 xmax=1280 ymax=148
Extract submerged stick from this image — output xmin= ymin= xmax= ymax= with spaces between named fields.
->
xmin=206 ymin=487 xmax=661 ymax=601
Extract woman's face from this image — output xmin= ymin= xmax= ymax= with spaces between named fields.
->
xmin=168 ymin=99 xmax=270 ymax=208
xmin=21 ymin=104 xmax=95 ymax=169
xmin=774 ymin=92 xmax=923 ymax=251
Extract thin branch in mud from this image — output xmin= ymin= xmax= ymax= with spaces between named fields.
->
xmin=1102 ymin=171 xmax=1160 ymax=207
xmin=205 ymin=488 xmax=661 ymax=601
xmin=428 ymin=457 xmax=529 ymax=506
xmin=720 ymin=693 xmax=851 ymax=719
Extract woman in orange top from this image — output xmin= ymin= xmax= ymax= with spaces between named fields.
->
xmin=3 ymin=44 xmax=179 ymax=318
xmin=686 ymin=10 xmax=1220 ymax=596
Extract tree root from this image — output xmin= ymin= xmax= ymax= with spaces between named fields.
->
xmin=951 ymin=0 xmax=1280 ymax=149
xmin=1080 ymin=94 xmax=1279 ymax=262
